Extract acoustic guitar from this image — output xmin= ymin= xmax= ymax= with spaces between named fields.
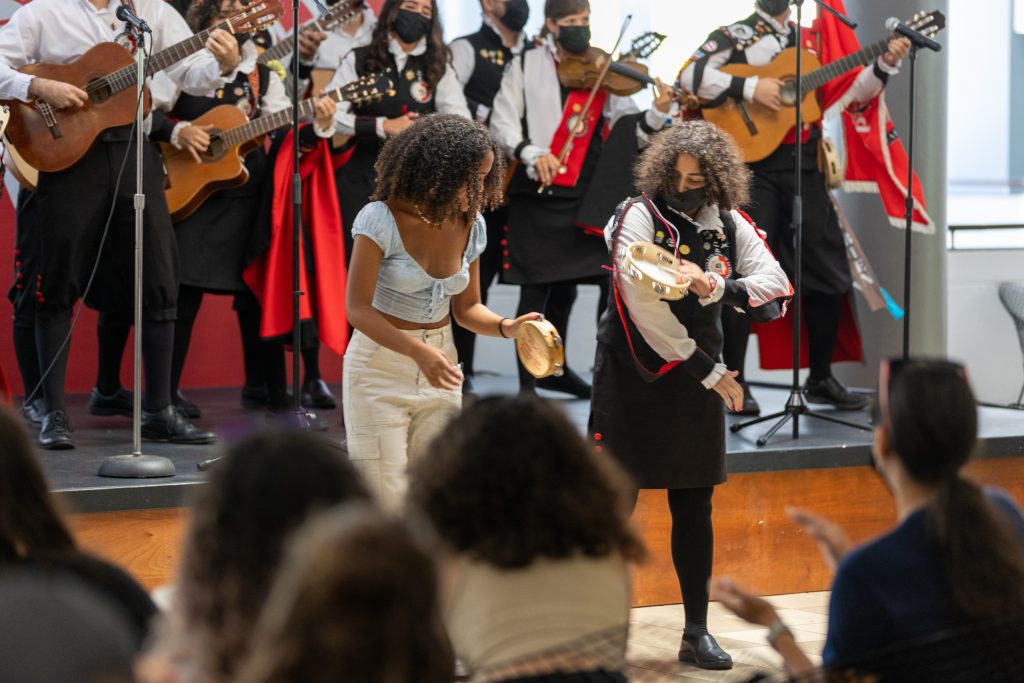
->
xmin=160 ymin=73 xmax=393 ymax=221
xmin=0 ymin=0 xmax=282 ymax=174
xmin=699 ymin=10 xmax=945 ymax=163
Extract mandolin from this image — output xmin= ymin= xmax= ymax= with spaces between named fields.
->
xmin=698 ymin=10 xmax=945 ymax=163
xmin=0 ymin=1 xmax=282 ymax=174
xmin=161 ymin=73 xmax=392 ymax=221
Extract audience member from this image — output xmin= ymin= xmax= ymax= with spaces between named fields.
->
xmin=713 ymin=358 xmax=1024 ymax=677
xmin=0 ymin=406 xmax=157 ymax=647
xmin=407 ymin=395 xmax=644 ymax=682
xmin=235 ymin=504 xmax=454 ymax=683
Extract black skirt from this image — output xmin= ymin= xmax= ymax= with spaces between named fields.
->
xmin=590 ymin=341 xmax=726 ymax=490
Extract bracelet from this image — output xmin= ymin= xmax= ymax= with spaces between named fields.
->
xmin=498 ymin=318 xmax=510 ymax=338
xmin=766 ymin=619 xmax=793 ymax=647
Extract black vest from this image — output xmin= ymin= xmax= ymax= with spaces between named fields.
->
xmin=597 ymin=196 xmax=739 ymax=375
xmin=171 ymin=62 xmax=271 ymax=122
xmin=458 ymin=24 xmax=512 ymax=118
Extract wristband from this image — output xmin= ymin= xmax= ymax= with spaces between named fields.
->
xmin=498 ymin=318 xmax=510 ymax=338
xmin=766 ymin=620 xmax=793 ymax=647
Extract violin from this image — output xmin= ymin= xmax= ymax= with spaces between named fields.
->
xmin=557 ymin=46 xmax=652 ymax=97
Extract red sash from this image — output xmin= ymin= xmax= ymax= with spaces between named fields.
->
xmin=548 ymin=89 xmax=608 ymax=189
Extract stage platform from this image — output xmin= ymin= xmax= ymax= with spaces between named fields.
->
xmin=45 ymin=377 xmax=1024 ymax=514
xmin=41 ymin=377 xmax=1024 ymax=602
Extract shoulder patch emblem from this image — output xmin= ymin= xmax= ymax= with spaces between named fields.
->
xmin=702 ymin=39 xmax=718 ymax=52
xmin=727 ymin=23 xmax=755 ymax=41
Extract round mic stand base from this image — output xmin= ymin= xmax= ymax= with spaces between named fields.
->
xmin=99 ymin=453 xmax=176 ymax=478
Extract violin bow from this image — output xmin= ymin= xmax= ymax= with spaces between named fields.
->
xmin=538 ymin=14 xmax=633 ymax=194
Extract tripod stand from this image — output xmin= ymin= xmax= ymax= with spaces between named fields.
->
xmin=731 ymin=0 xmax=870 ymax=447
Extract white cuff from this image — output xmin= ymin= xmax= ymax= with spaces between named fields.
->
xmin=520 ymin=144 xmax=546 ymax=167
xmin=169 ymin=121 xmax=191 ymax=150
xmin=743 ymin=76 xmax=759 ymax=103
xmin=876 ymin=56 xmax=899 ymax=75
xmin=475 ymin=104 xmax=491 ymax=124
xmin=313 ymin=119 xmax=335 ymax=138
xmin=375 ymin=116 xmax=386 ymax=139
xmin=16 ymin=74 xmax=35 ymax=103
xmin=644 ymin=107 xmax=668 ymax=131
xmin=699 ymin=273 xmax=726 ymax=306
xmin=701 ymin=362 xmax=728 ymax=390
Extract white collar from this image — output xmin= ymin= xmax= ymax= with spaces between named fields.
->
xmin=755 ymin=8 xmax=793 ymax=36
xmin=237 ymin=40 xmax=258 ymax=75
xmin=482 ymin=14 xmax=527 ymax=53
xmin=389 ymin=34 xmax=427 ymax=58
xmin=662 ymin=200 xmax=726 ymax=235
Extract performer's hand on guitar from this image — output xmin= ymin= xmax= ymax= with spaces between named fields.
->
xmin=675 ymin=262 xmax=712 ymax=298
xmin=753 ymin=77 xmax=784 ymax=112
xmin=382 ymin=113 xmax=419 ymax=137
xmin=503 ymin=312 xmax=545 ymax=339
xmin=710 ymin=577 xmax=781 ymax=628
xmin=206 ymin=28 xmax=241 ymax=75
xmin=298 ymin=28 xmax=328 ymax=62
xmin=410 ymin=343 xmax=463 ymax=391
xmin=787 ymin=507 xmax=853 ymax=571
xmin=313 ymin=91 xmax=337 ymax=131
xmin=711 ymin=369 xmax=744 ymax=412
xmin=534 ymin=153 xmax=562 ymax=186
xmin=179 ymin=124 xmax=214 ymax=164
xmin=27 ymin=77 xmax=87 ymax=110
xmin=882 ymin=37 xmax=912 ymax=67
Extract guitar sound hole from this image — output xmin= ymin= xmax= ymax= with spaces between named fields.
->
xmin=779 ymin=79 xmax=799 ymax=107
xmin=88 ymin=78 xmax=112 ymax=104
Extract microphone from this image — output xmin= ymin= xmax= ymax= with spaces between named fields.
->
xmin=885 ymin=17 xmax=941 ymax=52
xmin=116 ymin=4 xmax=152 ymax=34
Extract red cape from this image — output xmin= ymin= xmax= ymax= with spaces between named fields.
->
xmin=243 ymin=129 xmax=348 ymax=355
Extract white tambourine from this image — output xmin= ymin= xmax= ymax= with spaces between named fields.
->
xmin=622 ymin=241 xmax=692 ymax=301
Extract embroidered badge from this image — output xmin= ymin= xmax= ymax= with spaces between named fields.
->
xmin=404 ymin=69 xmax=416 ymax=81
xmin=566 ymin=113 xmax=591 ymax=138
xmin=410 ymin=80 xmax=432 ymax=103
xmin=702 ymin=39 xmax=718 ymax=52
xmin=727 ymin=23 xmax=755 ymax=41
xmin=115 ymin=31 xmax=138 ymax=54
xmin=706 ymin=254 xmax=732 ymax=277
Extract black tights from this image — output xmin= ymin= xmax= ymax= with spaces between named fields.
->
xmin=631 ymin=487 xmax=715 ymax=635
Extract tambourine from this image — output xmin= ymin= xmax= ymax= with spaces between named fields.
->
xmin=622 ymin=241 xmax=691 ymax=300
xmin=516 ymin=319 xmax=565 ymax=379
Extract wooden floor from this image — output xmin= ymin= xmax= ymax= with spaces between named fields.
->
xmin=69 ymin=457 xmax=1024 ymax=603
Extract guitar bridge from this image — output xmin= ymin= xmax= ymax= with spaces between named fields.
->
xmin=36 ymin=100 xmax=63 ymax=140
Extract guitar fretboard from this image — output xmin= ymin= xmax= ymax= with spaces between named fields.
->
xmin=258 ymin=0 xmax=359 ymax=65
xmin=801 ymin=38 xmax=888 ymax=93
xmin=217 ymin=87 xmax=346 ymax=148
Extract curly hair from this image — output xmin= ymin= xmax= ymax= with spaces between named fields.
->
xmin=168 ymin=431 xmax=371 ymax=682
xmin=365 ymin=0 xmax=450 ymax=91
xmin=406 ymin=395 xmax=645 ymax=569
xmin=633 ymin=121 xmax=751 ymax=210
xmin=185 ymin=0 xmax=223 ymax=33
xmin=234 ymin=505 xmax=454 ymax=683
xmin=372 ymin=113 xmax=507 ymax=225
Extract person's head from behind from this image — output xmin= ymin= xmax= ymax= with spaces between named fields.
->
xmin=407 ymin=395 xmax=644 ymax=568
xmin=0 ymin=573 xmax=135 ymax=683
xmin=235 ymin=505 xmax=453 ymax=683
xmin=0 ymin=407 xmax=76 ymax=564
xmin=173 ymin=431 xmax=372 ymax=680
xmin=873 ymin=358 xmax=1024 ymax=619
xmin=372 ymin=113 xmax=506 ymax=226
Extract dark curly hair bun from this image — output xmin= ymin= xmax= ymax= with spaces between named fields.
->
xmin=406 ymin=395 xmax=645 ymax=569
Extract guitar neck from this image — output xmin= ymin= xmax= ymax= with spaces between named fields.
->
xmin=105 ymin=22 xmax=231 ymax=96
xmin=219 ymin=87 xmax=347 ymax=147
xmin=801 ymin=38 xmax=888 ymax=93
xmin=258 ymin=1 xmax=359 ymax=65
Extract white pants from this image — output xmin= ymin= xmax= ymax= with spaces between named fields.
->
xmin=342 ymin=326 xmax=462 ymax=509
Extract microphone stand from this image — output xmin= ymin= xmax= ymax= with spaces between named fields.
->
xmin=730 ymin=0 xmax=870 ymax=447
xmin=100 ymin=27 xmax=176 ymax=478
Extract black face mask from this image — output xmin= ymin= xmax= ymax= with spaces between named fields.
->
xmin=392 ymin=8 xmax=432 ymax=44
xmin=665 ymin=186 xmax=707 ymax=215
xmin=500 ymin=0 xmax=530 ymax=32
xmin=757 ymin=0 xmax=790 ymax=16
xmin=556 ymin=25 xmax=591 ymax=54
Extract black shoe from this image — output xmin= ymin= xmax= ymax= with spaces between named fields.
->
xmin=141 ymin=406 xmax=216 ymax=444
xmin=734 ymin=383 xmax=761 ymax=416
xmin=301 ymin=378 xmax=337 ymax=410
xmin=172 ymin=390 xmax=202 ymax=419
xmin=87 ymin=387 xmax=134 ymax=417
xmin=241 ymin=384 xmax=269 ymax=410
xmin=39 ymin=410 xmax=75 ymax=450
xmin=678 ymin=633 xmax=733 ymax=670
xmin=23 ymin=397 xmax=46 ymax=426
xmin=536 ymin=367 xmax=592 ymax=399
xmin=267 ymin=407 xmax=329 ymax=431
xmin=805 ymin=376 xmax=871 ymax=411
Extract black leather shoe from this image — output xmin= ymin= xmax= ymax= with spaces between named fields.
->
xmin=87 ymin=387 xmax=134 ymax=417
xmin=172 ymin=390 xmax=202 ymax=419
xmin=678 ymin=633 xmax=733 ymax=670
xmin=301 ymin=378 xmax=337 ymax=410
xmin=734 ymin=383 xmax=761 ymax=416
xmin=805 ymin=376 xmax=870 ymax=411
xmin=39 ymin=410 xmax=75 ymax=450
xmin=241 ymin=384 xmax=269 ymax=409
xmin=536 ymin=367 xmax=592 ymax=399
xmin=23 ymin=397 xmax=46 ymax=426
xmin=141 ymin=406 xmax=216 ymax=444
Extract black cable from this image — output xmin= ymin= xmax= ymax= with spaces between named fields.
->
xmin=19 ymin=34 xmax=151 ymax=415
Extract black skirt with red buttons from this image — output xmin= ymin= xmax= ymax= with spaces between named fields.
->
xmin=589 ymin=340 xmax=727 ymax=490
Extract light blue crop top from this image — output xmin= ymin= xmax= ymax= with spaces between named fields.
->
xmin=352 ymin=202 xmax=488 ymax=324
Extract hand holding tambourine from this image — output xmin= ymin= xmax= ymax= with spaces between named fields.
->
xmin=622 ymin=241 xmax=693 ymax=300
xmin=514 ymin=316 xmax=565 ymax=379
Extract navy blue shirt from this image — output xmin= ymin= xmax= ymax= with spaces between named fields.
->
xmin=823 ymin=488 xmax=1024 ymax=667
